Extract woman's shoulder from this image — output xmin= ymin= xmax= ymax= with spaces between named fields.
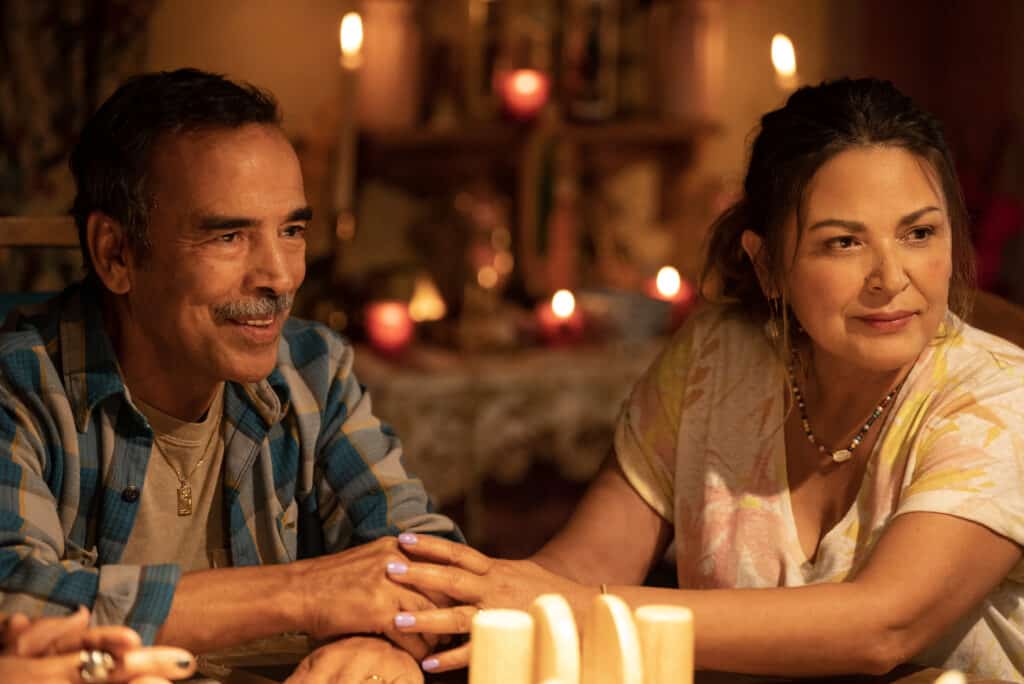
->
xmin=655 ymin=303 xmax=776 ymax=385
xmin=911 ymin=315 xmax=1024 ymax=412
xmin=669 ymin=303 xmax=767 ymax=353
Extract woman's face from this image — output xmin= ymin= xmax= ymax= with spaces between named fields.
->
xmin=782 ymin=146 xmax=953 ymax=374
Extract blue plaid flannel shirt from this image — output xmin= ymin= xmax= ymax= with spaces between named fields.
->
xmin=0 ymin=279 xmax=461 ymax=643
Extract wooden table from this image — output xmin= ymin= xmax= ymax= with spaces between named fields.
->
xmin=191 ymin=635 xmax=1011 ymax=684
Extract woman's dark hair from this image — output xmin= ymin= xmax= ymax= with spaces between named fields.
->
xmin=700 ymin=77 xmax=974 ymax=348
xmin=69 ymin=68 xmax=281 ymax=272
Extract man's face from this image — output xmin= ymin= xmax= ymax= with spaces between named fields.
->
xmin=122 ymin=124 xmax=308 ymax=390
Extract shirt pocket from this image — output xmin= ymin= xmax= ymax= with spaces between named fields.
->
xmin=275 ymin=499 xmax=299 ymax=562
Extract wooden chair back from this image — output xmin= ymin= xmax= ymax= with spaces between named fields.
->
xmin=968 ymin=290 xmax=1024 ymax=349
xmin=0 ymin=216 xmax=79 ymax=248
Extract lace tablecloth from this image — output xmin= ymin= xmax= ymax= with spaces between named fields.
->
xmin=353 ymin=341 xmax=662 ymax=507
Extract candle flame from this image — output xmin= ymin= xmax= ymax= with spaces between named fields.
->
xmin=408 ymin=275 xmax=446 ymax=322
xmin=340 ymin=12 xmax=363 ymax=59
xmin=771 ymin=34 xmax=796 ymax=77
xmin=655 ymin=266 xmax=682 ymax=299
xmin=551 ymin=289 xmax=576 ymax=319
xmin=509 ymin=70 xmax=544 ymax=97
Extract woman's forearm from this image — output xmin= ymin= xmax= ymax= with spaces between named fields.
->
xmin=603 ymin=582 xmax=903 ymax=676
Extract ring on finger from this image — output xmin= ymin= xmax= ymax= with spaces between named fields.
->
xmin=79 ymin=649 xmax=116 ymax=683
xmin=363 ymin=676 xmax=385 ymax=683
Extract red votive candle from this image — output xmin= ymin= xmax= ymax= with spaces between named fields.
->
xmin=365 ymin=300 xmax=414 ymax=355
xmin=536 ymin=289 xmax=584 ymax=345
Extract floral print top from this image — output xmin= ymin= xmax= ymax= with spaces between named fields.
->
xmin=615 ymin=306 xmax=1024 ymax=680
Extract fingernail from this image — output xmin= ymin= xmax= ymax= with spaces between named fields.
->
xmin=394 ymin=613 xmax=416 ymax=628
xmin=422 ymin=657 xmax=440 ymax=671
xmin=177 ymin=658 xmax=194 ymax=671
xmin=398 ymin=532 xmax=418 ymax=545
xmin=386 ymin=561 xmax=408 ymax=575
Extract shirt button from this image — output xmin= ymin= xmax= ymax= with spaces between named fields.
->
xmin=121 ymin=486 xmax=140 ymax=503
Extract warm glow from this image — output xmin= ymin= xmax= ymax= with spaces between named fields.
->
xmin=477 ymin=265 xmax=499 ymax=289
xmin=365 ymin=300 xmax=414 ymax=355
xmin=771 ymin=33 xmax=796 ymax=77
xmin=551 ymin=289 xmax=576 ymax=319
xmin=655 ymin=266 xmax=682 ymax=299
xmin=499 ymin=68 xmax=550 ymax=120
xmin=510 ymin=70 xmax=544 ymax=98
xmin=340 ymin=12 xmax=363 ymax=68
xmin=494 ymin=251 xmax=514 ymax=274
xmin=408 ymin=275 xmax=446 ymax=322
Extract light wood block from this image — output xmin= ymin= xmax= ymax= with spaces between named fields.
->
xmin=469 ymin=609 xmax=534 ymax=684
xmin=635 ymin=605 xmax=694 ymax=684
xmin=581 ymin=594 xmax=643 ymax=684
xmin=530 ymin=594 xmax=581 ymax=684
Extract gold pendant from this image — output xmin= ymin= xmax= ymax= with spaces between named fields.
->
xmin=177 ymin=483 xmax=193 ymax=516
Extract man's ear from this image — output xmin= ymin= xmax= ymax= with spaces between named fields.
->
xmin=740 ymin=230 xmax=777 ymax=298
xmin=87 ymin=212 xmax=134 ymax=295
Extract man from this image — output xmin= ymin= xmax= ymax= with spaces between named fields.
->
xmin=0 ymin=68 xmax=460 ymax=681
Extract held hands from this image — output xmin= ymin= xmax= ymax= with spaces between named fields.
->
xmin=0 ymin=606 xmax=196 ymax=683
xmin=293 ymin=536 xmax=440 ymax=659
xmin=285 ymin=635 xmax=423 ymax=684
xmin=385 ymin=533 xmax=592 ymax=673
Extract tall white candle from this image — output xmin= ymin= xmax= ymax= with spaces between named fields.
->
xmin=530 ymin=594 xmax=580 ymax=684
xmin=581 ymin=594 xmax=643 ymax=684
xmin=469 ymin=609 xmax=534 ymax=684
xmin=335 ymin=11 xmax=363 ymax=214
xmin=635 ymin=605 xmax=694 ymax=684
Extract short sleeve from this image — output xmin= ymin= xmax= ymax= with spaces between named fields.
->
xmin=614 ymin=311 xmax=712 ymax=521
xmin=895 ymin=360 xmax=1024 ymax=566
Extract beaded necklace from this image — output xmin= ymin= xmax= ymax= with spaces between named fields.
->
xmin=787 ymin=356 xmax=906 ymax=464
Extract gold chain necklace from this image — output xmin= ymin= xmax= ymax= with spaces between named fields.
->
xmin=153 ymin=429 xmax=219 ymax=516
xmin=787 ymin=355 xmax=906 ymax=464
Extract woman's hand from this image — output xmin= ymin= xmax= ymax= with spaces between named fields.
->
xmin=285 ymin=635 xmax=423 ymax=684
xmin=0 ymin=607 xmax=195 ymax=683
xmin=293 ymin=536 xmax=440 ymax=658
xmin=385 ymin=533 xmax=596 ymax=673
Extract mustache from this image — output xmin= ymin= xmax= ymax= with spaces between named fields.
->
xmin=213 ymin=293 xmax=294 ymax=321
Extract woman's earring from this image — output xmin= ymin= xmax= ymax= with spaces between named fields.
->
xmin=764 ymin=297 xmax=781 ymax=341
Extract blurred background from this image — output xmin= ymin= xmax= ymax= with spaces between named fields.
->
xmin=2 ymin=0 xmax=1022 ymax=558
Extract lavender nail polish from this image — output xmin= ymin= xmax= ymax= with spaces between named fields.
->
xmin=394 ymin=613 xmax=416 ymax=628
xmin=398 ymin=532 xmax=418 ymax=545
xmin=386 ymin=561 xmax=408 ymax=575
xmin=422 ymin=657 xmax=440 ymax=672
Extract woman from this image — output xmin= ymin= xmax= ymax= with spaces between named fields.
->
xmin=0 ymin=607 xmax=195 ymax=683
xmin=382 ymin=78 xmax=1024 ymax=679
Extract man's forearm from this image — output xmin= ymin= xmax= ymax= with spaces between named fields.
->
xmin=155 ymin=563 xmax=305 ymax=653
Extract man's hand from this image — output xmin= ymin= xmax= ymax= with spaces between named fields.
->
xmin=285 ymin=635 xmax=423 ymax=684
xmin=293 ymin=537 xmax=438 ymax=658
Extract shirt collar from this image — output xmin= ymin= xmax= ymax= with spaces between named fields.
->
xmin=59 ymin=278 xmax=291 ymax=432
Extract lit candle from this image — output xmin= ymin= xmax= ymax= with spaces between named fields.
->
xmin=771 ymin=33 xmax=798 ymax=92
xmin=536 ymin=289 xmax=585 ymax=345
xmin=645 ymin=266 xmax=697 ymax=331
xmin=365 ymin=300 xmax=414 ymax=355
xmin=335 ymin=12 xmax=363 ymax=219
xmin=408 ymin=274 xmax=446 ymax=323
xmin=498 ymin=68 xmax=551 ymax=121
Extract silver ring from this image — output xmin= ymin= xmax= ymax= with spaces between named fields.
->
xmin=79 ymin=649 xmax=116 ymax=683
